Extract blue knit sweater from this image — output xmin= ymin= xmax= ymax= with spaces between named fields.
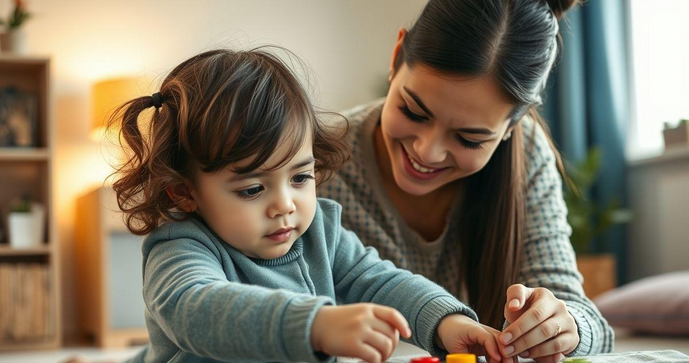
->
xmin=126 ymin=198 xmax=478 ymax=362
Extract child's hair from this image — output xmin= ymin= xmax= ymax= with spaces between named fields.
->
xmin=108 ymin=47 xmax=349 ymax=235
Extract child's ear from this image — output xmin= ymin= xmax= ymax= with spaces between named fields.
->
xmin=165 ymin=183 xmax=198 ymax=213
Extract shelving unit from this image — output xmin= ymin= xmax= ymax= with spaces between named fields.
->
xmin=0 ymin=55 xmax=60 ymax=351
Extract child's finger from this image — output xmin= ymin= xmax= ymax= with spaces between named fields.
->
xmin=374 ymin=306 xmax=411 ymax=338
xmin=358 ymin=343 xmax=383 ymax=363
xmin=472 ymin=328 xmax=503 ymax=362
xmin=364 ymin=330 xmax=396 ymax=361
xmin=371 ymin=318 xmax=400 ymax=350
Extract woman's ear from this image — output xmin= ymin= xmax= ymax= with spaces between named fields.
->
xmin=165 ymin=182 xmax=198 ymax=213
xmin=502 ymin=125 xmax=516 ymax=141
xmin=389 ymin=28 xmax=407 ymax=81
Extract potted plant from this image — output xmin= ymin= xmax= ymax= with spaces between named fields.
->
xmin=0 ymin=0 xmax=31 ymax=54
xmin=663 ymin=119 xmax=689 ymax=149
xmin=7 ymin=195 xmax=45 ymax=249
xmin=564 ymin=147 xmax=632 ymax=299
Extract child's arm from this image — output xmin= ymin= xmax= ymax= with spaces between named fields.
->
xmin=143 ymin=237 xmax=333 ymax=362
xmin=317 ymin=201 xmax=484 ymax=357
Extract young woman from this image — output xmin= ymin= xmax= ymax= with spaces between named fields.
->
xmin=319 ymin=1 xmax=614 ymax=362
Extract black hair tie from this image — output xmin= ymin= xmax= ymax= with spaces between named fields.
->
xmin=151 ymin=92 xmax=165 ymax=109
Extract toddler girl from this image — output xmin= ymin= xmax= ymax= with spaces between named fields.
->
xmin=111 ymin=48 xmax=506 ymax=363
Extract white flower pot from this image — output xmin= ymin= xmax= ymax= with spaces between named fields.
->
xmin=0 ymin=30 xmax=27 ymax=54
xmin=8 ymin=203 xmax=45 ymax=249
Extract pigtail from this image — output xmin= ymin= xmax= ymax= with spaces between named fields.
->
xmin=108 ymin=94 xmax=183 ymax=235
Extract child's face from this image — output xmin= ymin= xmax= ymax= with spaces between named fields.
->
xmin=189 ymin=136 xmax=317 ymax=260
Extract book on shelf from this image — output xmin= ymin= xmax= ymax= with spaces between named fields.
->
xmin=0 ymin=262 xmax=53 ymax=344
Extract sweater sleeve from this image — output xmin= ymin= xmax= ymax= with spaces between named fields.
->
xmin=142 ymin=237 xmax=333 ymax=362
xmin=319 ymin=201 xmax=478 ymax=358
xmin=520 ymin=126 xmax=614 ymax=356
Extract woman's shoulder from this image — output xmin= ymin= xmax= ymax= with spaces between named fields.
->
xmin=520 ymin=117 xmax=558 ymax=174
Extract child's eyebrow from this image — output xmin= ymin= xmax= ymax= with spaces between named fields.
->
xmin=229 ymin=156 xmax=315 ymax=182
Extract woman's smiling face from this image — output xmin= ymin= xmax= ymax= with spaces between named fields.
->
xmin=380 ymin=62 xmax=515 ymax=196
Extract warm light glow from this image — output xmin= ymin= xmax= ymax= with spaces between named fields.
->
xmin=90 ymin=77 xmax=153 ymax=140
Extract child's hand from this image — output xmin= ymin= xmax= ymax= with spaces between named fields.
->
xmin=435 ymin=314 xmax=511 ymax=363
xmin=310 ymin=303 xmax=412 ymax=363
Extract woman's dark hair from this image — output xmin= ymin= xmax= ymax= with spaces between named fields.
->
xmin=109 ymin=48 xmax=349 ymax=235
xmin=392 ymin=0 xmax=579 ymax=329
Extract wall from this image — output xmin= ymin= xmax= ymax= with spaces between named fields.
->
xmin=12 ymin=0 xmax=428 ymax=341
xmin=627 ymin=149 xmax=689 ymax=282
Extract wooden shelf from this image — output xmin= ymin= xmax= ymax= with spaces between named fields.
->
xmin=0 ymin=148 xmax=49 ymax=161
xmin=0 ymin=337 xmax=59 ymax=352
xmin=0 ymin=56 xmax=60 ymax=351
xmin=0 ymin=245 xmax=51 ymax=256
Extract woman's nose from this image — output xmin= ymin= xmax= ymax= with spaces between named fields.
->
xmin=413 ymin=130 xmax=447 ymax=165
xmin=267 ymin=189 xmax=296 ymax=219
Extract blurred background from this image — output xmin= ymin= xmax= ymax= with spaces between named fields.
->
xmin=0 ymin=0 xmax=687 ymax=361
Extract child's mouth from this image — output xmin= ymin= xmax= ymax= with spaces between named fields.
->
xmin=265 ymin=227 xmax=294 ymax=243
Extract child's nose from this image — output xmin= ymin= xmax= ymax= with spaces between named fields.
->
xmin=267 ymin=192 xmax=296 ymax=218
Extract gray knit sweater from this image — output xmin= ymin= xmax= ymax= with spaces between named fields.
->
xmin=318 ymin=99 xmax=614 ymax=356
xmin=127 ymin=199 xmax=479 ymax=363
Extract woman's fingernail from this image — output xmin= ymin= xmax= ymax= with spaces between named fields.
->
xmin=519 ymin=351 xmax=530 ymax=357
xmin=504 ymin=345 xmax=514 ymax=355
xmin=501 ymin=332 xmax=513 ymax=344
xmin=509 ymin=299 xmax=520 ymax=309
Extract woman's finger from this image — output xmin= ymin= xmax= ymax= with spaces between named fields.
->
xmin=533 ymin=352 xmax=566 ymax=363
xmin=505 ymin=284 xmax=532 ymax=312
xmin=501 ymin=299 xmax=555 ymax=347
xmin=503 ymin=316 xmax=563 ymax=357
xmin=521 ymin=332 xmax=577 ymax=359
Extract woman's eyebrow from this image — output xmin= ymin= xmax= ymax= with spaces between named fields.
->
xmin=403 ymin=86 xmax=496 ymax=136
xmin=403 ymin=86 xmax=435 ymax=118
xmin=458 ymin=127 xmax=496 ymax=136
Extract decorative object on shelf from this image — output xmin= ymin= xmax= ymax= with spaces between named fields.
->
xmin=0 ymin=0 xmax=31 ymax=54
xmin=564 ymin=147 xmax=632 ymax=299
xmin=6 ymin=195 xmax=45 ymax=249
xmin=662 ymin=119 xmax=689 ymax=149
xmin=0 ymin=86 xmax=37 ymax=147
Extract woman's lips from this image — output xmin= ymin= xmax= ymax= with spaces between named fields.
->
xmin=400 ymin=145 xmax=448 ymax=181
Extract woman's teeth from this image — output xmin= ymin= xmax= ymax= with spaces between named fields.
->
xmin=407 ymin=153 xmax=436 ymax=173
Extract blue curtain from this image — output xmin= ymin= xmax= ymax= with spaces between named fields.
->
xmin=542 ymin=0 xmax=630 ymax=283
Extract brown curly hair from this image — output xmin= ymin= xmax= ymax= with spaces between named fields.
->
xmin=108 ymin=47 xmax=349 ymax=235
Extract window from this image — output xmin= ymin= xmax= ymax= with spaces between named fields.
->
xmin=628 ymin=0 xmax=689 ymax=160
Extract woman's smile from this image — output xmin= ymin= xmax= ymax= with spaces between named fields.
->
xmin=400 ymin=144 xmax=449 ymax=180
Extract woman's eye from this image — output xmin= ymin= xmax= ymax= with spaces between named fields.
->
xmin=292 ymin=173 xmax=315 ymax=185
xmin=398 ymin=105 xmax=428 ymax=123
xmin=235 ymin=185 xmax=264 ymax=199
xmin=456 ymin=135 xmax=484 ymax=150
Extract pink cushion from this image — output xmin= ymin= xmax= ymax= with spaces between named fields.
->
xmin=593 ymin=271 xmax=689 ymax=335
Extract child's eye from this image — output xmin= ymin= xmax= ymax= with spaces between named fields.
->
xmin=291 ymin=173 xmax=315 ymax=185
xmin=455 ymin=134 xmax=484 ymax=150
xmin=398 ymin=105 xmax=428 ymax=123
xmin=235 ymin=185 xmax=264 ymax=199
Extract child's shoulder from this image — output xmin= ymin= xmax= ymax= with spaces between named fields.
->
xmin=314 ymin=198 xmax=343 ymax=224
xmin=142 ymin=217 xmax=221 ymax=258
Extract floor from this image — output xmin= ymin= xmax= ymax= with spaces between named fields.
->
xmin=1 ymin=329 xmax=687 ymax=363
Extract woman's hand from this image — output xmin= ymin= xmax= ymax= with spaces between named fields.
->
xmin=435 ymin=314 xmax=510 ymax=363
xmin=310 ymin=303 xmax=411 ymax=363
xmin=500 ymin=284 xmax=579 ymax=363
